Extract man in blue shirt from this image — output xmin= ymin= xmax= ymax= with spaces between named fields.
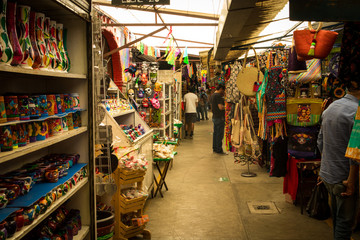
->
xmin=318 ymin=89 xmax=360 ymax=240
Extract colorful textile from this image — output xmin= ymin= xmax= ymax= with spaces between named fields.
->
xmin=225 ymin=101 xmax=233 ymax=152
xmin=266 ymin=66 xmax=286 ymax=120
xmin=345 ymin=102 xmax=360 ymax=161
xmin=225 ymin=62 xmax=241 ymax=103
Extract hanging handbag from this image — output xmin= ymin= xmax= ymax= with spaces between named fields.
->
xmin=288 ymin=59 xmax=321 ymax=84
xmin=225 ymin=62 xmax=241 ymax=103
xmin=288 ymin=45 xmax=307 ymax=74
xmin=236 ymin=46 xmax=264 ymax=97
xmin=288 ymin=125 xmax=319 ymax=159
xmin=294 ymin=22 xmax=338 ymax=60
xmin=286 ymin=87 xmax=323 ymax=127
xmin=231 ymin=102 xmax=241 ymax=146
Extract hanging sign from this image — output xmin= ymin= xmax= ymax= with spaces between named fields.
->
xmin=112 ymin=0 xmax=170 ymax=5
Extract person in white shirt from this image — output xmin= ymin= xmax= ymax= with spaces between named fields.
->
xmin=183 ymin=88 xmax=198 ymax=139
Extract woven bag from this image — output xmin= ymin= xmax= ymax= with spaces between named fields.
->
xmin=288 ymin=59 xmax=321 ymax=84
xmin=225 ymin=62 xmax=241 ymax=103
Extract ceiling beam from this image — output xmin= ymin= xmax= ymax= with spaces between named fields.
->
xmin=133 ymin=32 xmax=214 ymax=45
xmin=93 ymin=1 xmax=219 ymax=21
xmin=103 ymin=26 xmax=167 ymax=58
xmin=153 ymin=6 xmax=179 ymax=49
xmin=103 ymin=23 xmax=218 ymax=27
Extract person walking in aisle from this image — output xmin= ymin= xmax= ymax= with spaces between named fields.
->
xmin=210 ymin=84 xmax=227 ymax=154
xmin=199 ymin=89 xmax=209 ymax=120
xmin=183 ymin=88 xmax=198 ymax=139
xmin=196 ymin=90 xmax=202 ymax=121
xmin=317 ymin=88 xmax=360 ymax=240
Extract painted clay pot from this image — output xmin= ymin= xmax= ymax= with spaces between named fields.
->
xmin=45 ymin=167 xmax=58 ymax=183
xmin=0 ymin=184 xmax=19 ymax=201
xmin=0 ymin=222 xmax=7 ymax=240
xmin=50 ymin=20 xmax=61 ymax=69
xmin=47 ymin=119 xmax=55 ymax=137
xmin=53 ymin=118 xmax=62 ymax=135
xmin=27 ymin=122 xmax=36 ymax=143
xmin=72 ymin=111 xmax=80 ymax=129
xmin=6 ymin=1 xmax=23 ymax=66
xmin=35 ymin=12 xmax=50 ymax=69
xmin=66 ymin=113 xmax=73 ymax=130
xmin=4 ymin=96 xmax=19 ymax=121
xmin=17 ymin=123 xmax=28 ymax=147
xmin=29 ymin=11 xmax=41 ymax=68
xmin=61 ymin=116 xmax=68 ymax=132
xmin=0 ymin=189 xmax=8 ymax=209
xmin=0 ymin=96 xmax=7 ymax=123
xmin=55 ymin=94 xmax=63 ymax=113
xmin=18 ymin=95 xmax=30 ymax=120
xmin=14 ymin=209 xmax=24 ymax=231
xmin=16 ymin=5 xmax=33 ymax=68
xmin=60 ymin=93 xmax=65 ymax=112
xmin=29 ymin=95 xmax=40 ymax=119
xmin=56 ymin=23 xmax=68 ymax=71
xmin=38 ymin=197 xmax=48 ymax=214
xmin=46 ymin=94 xmax=57 ymax=115
xmin=71 ymin=93 xmax=80 ymax=110
xmin=35 ymin=121 xmax=48 ymax=141
xmin=4 ymin=219 xmax=15 ymax=238
xmin=10 ymin=125 xmax=17 ymax=149
xmin=23 ymin=207 xmax=35 ymax=226
xmin=0 ymin=0 xmax=13 ymax=64
xmin=38 ymin=94 xmax=48 ymax=117
xmin=63 ymin=94 xmax=72 ymax=112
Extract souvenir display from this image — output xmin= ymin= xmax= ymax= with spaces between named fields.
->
xmin=49 ymin=20 xmax=61 ymax=69
xmin=63 ymin=94 xmax=72 ymax=112
xmin=153 ymin=143 xmax=175 ymax=159
xmin=65 ymin=113 xmax=74 ymax=131
xmin=6 ymin=1 xmax=23 ymax=66
xmin=127 ymin=89 xmax=135 ymax=100
xmin=138 ymin=88 xmax=144 ymax=98
xmin=0 ymin=126 xmax=13 ymax=151
xmin=154 ymin=82 xmax=162 ymax=93
xmin=18 ymin=95 xmax=30 ymax=120
xmin=38 ymin=94 xmax=48 ymax=117
xmin=150 ymin=92 xmax=160 ymax=109
xmin=55 ymin=94 xmax=63 ymax=113
xmin=72 ymin=111 xmax=81 ymax=129
xmin=10 ymin=125 xmax=17 ymax=149
xmin=46 ymin=94 xmax=57 ymax=115
xmin=119 ymin=154 xmax=148 ymax=170
xmin=144 ymin=87 xmax=152 ymax=97
xmin=288 ymin=126 xmax=319 ymax=159
xmin=43 ymin=17 xmax=54 ymax=70
xmin=35 ymin=12 xmax=50 ymax=69
xmin=71 ymin=93 xmax=80 ymax=110
xmin=17 ymin=123 xmax=28 ymax=147
xmin=29 ymin=95 xmax=40 ymax=119
xmin=288 ymin=59 xmax=321 ymax=84
xmin=29 ymin=11 xmax=41 ymax=68
xmin=61 ymin=116 xmax=68 ymax=131
xmin=120 ymin=124 xmax=146 ymax=142
xmin=56 ymin=23 xmax=69 ymax=71
xmin=0 ymin=0 xmax=13 ymax=64
xmin=17 ymin=5 xmax=33 ymax=68
xmin=0 ymin=96 xmax=7 ymax=123
xmin=225 ymin=62 xmax=241 ymax=103
xmin=35 ymin=121 xmax=48 ymax=141
xmin=4 ymin=96 xmax=19 ymax=121
xmin=47 ymin=119 xmax=56 ymax=137
xmin=27 ymin=122 xmax=37 ymax=143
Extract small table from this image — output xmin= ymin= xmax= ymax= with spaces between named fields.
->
xmin=296 ymin=160 xmax=321 ymax=214
xmin=152 ymin=157 xmax=172 ymax=198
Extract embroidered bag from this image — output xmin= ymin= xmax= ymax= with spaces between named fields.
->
xmin=288 ymin=59 xmax=321 ymax=84
xmin=286 ymin=87 xmax=323 ymax=127
xmin=225 ymin=63 xmax=241 ymax=103
xmin=288 ymin=125 xmax=319 ymax=159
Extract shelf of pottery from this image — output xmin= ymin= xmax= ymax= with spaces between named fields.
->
xmin=0 ymin=0 xmax=94 ymax=239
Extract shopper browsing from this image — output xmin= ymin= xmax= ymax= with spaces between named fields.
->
xmin=183 ymin=88 xmax=199 ymax=139
xmin=199 ymin=89 xmax=209 ymax=120
xmin=210 ymin=84 xmax=227 ymax=154
xmin=317 ymin=88 xmax=360 ymax=240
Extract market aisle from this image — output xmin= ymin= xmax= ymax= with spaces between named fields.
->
xmin=143 ymin=118 xmax=334 ymax=240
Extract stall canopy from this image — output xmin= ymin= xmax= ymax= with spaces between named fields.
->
xmin=93 ymin=0 xmax=222 ymax=56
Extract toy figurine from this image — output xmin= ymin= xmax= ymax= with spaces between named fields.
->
xmin=144 ymin=87 xmax=152 ymax=97
xmin=137 ymin=88 xmax=144 ymax=98
xmin=154 ymin=82 xmax=162 ymax=93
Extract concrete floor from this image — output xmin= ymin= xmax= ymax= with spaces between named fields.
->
xmin=143 ymin=119 xmax=349 ymax=240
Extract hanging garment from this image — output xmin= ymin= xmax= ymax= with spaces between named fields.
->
xmin=225 ymin=62 xmax=241 ymax=103
xmin=270 ymin=137 xmax=288 ymax=177
xmin=345 ymin=102 xmax=360 ymax=161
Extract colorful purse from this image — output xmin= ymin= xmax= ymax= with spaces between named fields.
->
xmin=288 ymin=59 xmax=321 ymax=84
xmin=294 ymin=22 xmax=338 ymax=60
xmin=225 ymin=63 xmax=241 ymax=103
xmin=288 ymin=126 xmax=319 ymax=159
xmin=236 ymin=46 xmax=264 ymax=97
xmin=286 ymin=87 xmax=323 ymax=127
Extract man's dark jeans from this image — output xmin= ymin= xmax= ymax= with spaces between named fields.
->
xmin=212 ymin=118 xmax=225 ymax=153
xmin=323 ymin=181 xmax=358 ymax=240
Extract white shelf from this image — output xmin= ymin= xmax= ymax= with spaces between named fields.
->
xmin=110 ymin=109 xmax=135 ymax=118
xmin=7 ymin=178 xmax=89 ymax=240
xmin=0 ymin=64 xmax=86 ymax=79
xmin=0 ymin=109 xmax=86 ymax=127
xmin=74 ymin=226 xmax=90 ymax=240
xmin=0 ymin=127 xmax=87 ymax=163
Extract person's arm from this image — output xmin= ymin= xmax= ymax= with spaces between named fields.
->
xmin=196 ymin=95 xmax=199 ymax=107
xmin=218 ymin=103 xmax=225 ymax=110
xmin=342 ymin=161 xmax=359 ymax=196
xmin=317 ymin=124 xmax=323 ymax=154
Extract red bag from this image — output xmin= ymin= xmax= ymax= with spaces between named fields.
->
xmin=294 ymin=22 xmax=338 ymax=60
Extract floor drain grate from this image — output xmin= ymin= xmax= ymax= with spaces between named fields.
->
xmin=247 ymin=201 xmax=279 ymax=214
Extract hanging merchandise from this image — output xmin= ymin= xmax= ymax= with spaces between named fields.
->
xmin=286 ymin=87 xmax=323 ymax=127
xmin=288 ymin=45 xmax=307 ymax=74
xmin=338 ymin=22 xmax=360 ymax=91
xmin=225 ymin=102 xmax=233 ymax=152
xmin=293 ymin=22 xmax=338 ymax=60
xmin=288 ymin=126 xmax=319 ymax=159
xmin=265 ymin=51 xmax=287 ymax=140
xmin=225 ymin=63 xmax=241 ymax=103
xmin=288 ymin=59 xmax=321 ymax=84
xmin=236 ymin=46 xmax=264 ymax=97
xmin=231 ymin=101 xmax=242 ymax=147
xmin=183 ymin=46 xmax=189 ymax=64
xmin=138 ymin=88 xmax=144 ymax=98
xmin=150 ymin=93 xmax=160 ymax=109
xmin=345 ymin=102 xmax=360 ymax=161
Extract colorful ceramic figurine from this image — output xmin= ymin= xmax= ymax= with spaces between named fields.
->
xmin=66 ymin=113 xmax=73 ymax=130
xmin=17 ymin=123 xmax=28 ymax=147
xmin=35 ymin=121 xmax=48 ymax=141
xmin=29 ymin=11 xmax=41 ymax=68
xmin=0 ymin=188 xmax=8 ymax=209
xmin=6 ymin=1 xmax=22 ymax=66
xmin=10 ymin=125 xmax=18 ymax=149
xmin=17 ymin=5 xmax=33 ymax=68
xmin=38 ymin=94 xmax=48 ymax=117
xmin=71 ymin=93 xmax=80 ymax=110
xmin=43 ymin=17 xmax=54 ymax=70
xmin=14 ymin=209 xmax=24 ymax=231
xmin=35 ymin=12 xmax=50 ymax=69
xmin=18 ymin=95 xmax=30 ymax=120
xmin=61 ymin=117 xmax=68 ymax=131
xmin=0 ymin=96 xmax=7 ymax=123
xmin=27 ymin=122 xmax=37 ymax=143
xmin=46 ymin=94 xmax=57 ymax=115
xmin=28 ymin=95 xmax=40 ymax=119
xmin=56 ymin=23 xmax=68 ymax=71
xmin=4 ymin=96 xmax=19 ymax=121
xmin=55 ymin=94 xmax=62 ymax=113
xmin=0 ymin=0 xmax=13 ymax=64
xmin=49 ymin=20 xmax=61 ymax=69
xmin=63 ymin=94 xmax=72 ymax=112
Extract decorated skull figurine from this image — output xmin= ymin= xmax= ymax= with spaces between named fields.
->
xmin=144 ymin=87 xmax=152 ymax=97
xmin=128 ymin=89 xmax=135 ymax=100
xmin=141 ymin=73 xmax=148 ymax=86
xmin=154 ymin=82 xmax=162 ymax=93
xmin=149 ymin=62 xmax=159 ymax=83
xmin=138 ymin=88 xmax=144 ymax=98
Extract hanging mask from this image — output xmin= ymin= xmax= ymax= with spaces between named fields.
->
xmin=154 ymin=82 xmax=162 ymax=92
xmin=139 ymin=111 xmax=146 ymax=121
xmin=145 ymin=87 xmax=152 ymax=96
xmin=150 ymin=93 xmax=160 ymax=109
xmin=127 ymin=89 xmax=135 ymax=100
xmin=124 ymin=64 xmax=137 ymax=77
xmin=142 ymin=98 xmax=149 ymax=108
xmin=138 ymin=88 xmax=144 ymax=98
xmin=141 ymin=73 xmax=148 ymax=86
